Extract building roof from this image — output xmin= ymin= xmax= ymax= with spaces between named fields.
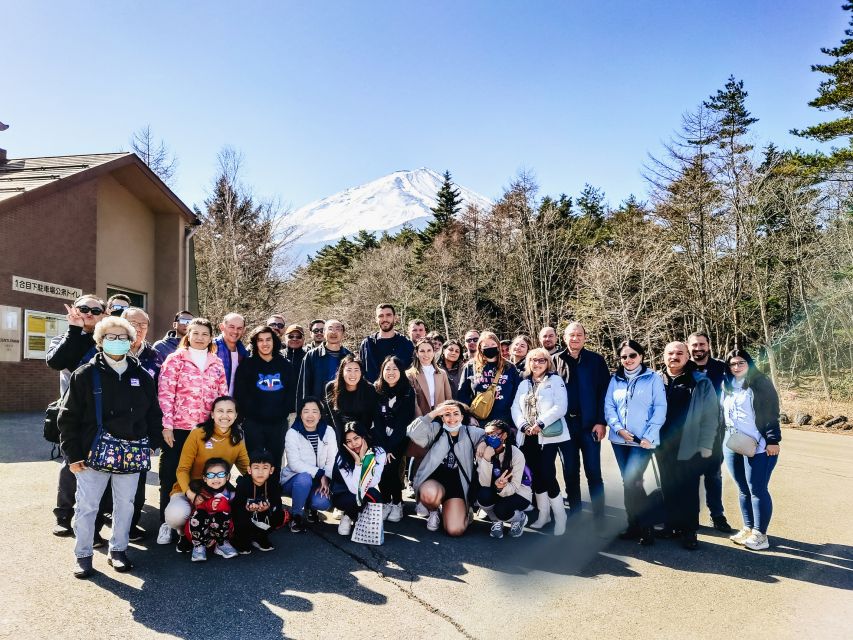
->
xmin=0 ymin=152 xmax=196 ymax=223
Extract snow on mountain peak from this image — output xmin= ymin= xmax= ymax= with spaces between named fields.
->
xmin=286 ymin=168 xmax=492 ymax=261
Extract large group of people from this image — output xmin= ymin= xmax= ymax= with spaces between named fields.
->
xmin=49 ymin=297 xmax=782 ymax=578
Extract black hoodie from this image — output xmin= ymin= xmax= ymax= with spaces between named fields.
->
xmin=233 ymin=354 xmax=294 ymax=422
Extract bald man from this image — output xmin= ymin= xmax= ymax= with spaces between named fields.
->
xmin=215 ymin=312 xmax=249 ymax=395
xmin=655 ymin=340 xmax=719 ymax=550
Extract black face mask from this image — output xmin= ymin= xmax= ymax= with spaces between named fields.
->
xmin=482 ymin=347 xmax=499 ymax=359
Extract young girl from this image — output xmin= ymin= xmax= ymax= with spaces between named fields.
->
xmin=407 ymin=339 xmax=453 ymax=416
xmin=332 ymin=423 xmax=386 ymax=538
xmin=185 ymin=458 xmax=239 ymax=562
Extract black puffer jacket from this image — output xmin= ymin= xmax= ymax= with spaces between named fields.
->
xmin=58 ymin=353 xmax=162 ymax=463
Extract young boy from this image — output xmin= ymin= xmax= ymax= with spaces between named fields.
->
xmin=186 ymin=458 xmax=239 ymax=562
xmin=232 ymin=450 xmax=288 ymax=553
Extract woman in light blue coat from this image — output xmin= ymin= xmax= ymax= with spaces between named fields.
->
xmin=604 ymin=339 xmax=667 ymax=545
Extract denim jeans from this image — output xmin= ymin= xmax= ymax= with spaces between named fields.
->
xmin=724 ymin=448 xmax=778 ymax=534
xmin=282 ymin=473 xmax=332 ymax=516
xmin=611 ymin=443 xmax=653 ymax=527
xmin=74 ymin=468 xmax=139 ymax=558
xmin=701 ymin=455 xmax=725 ymax=518
xmin=560 ymin=428 xmax=605 ymax=516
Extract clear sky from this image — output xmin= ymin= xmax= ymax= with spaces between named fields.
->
xmin=2 ymin=1 xmax=843 ymax=212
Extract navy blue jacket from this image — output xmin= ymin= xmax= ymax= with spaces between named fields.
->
xmin=298 ymin=344 xmax=352 ymax=403
xmin=553 ymin=348 xmax=611 ymax=432
xmin=358 ymin=332 xmax=414 ymax=383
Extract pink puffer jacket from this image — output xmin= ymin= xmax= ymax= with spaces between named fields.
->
xmin=158 ymin=349 xmax=229 ymax=431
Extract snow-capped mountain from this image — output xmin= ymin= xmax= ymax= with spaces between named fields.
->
xmin=286 ymin=168 xmax=492 ymax=262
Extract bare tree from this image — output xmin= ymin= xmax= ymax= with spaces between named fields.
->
xmin=130 ymin=125 xmax=178 ymax=186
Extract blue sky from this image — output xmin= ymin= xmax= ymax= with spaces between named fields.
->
xmin=2 ymin=1 xmax=843 ymax=212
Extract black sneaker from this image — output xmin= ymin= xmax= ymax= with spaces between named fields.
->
xmin=107 ymin=550 xmax=134 ymax=572
xmin=234 ymin=543 xmax=253 ymax=555
xmin=712 ymin=515 xmax=733 ymax=533
xmin=92 ymin=531 xmax=107 ymax=549
xmin=73 ymin=555 xmax=94 ymax=579
xmin=252 ymin=536 xmax=274 ymax=552
xmin=305 ymin=509 xmax=319 ymax=524
xmin=290 ymin=514 xmax=305 ymax=533
xmin=53 ymin=519 xmax=73 ymax=537
xmin=618 ymin=525 xmax=641 ymax=540
xmin=682 ymin=530 xmax=699 ymax=550
xmin=128 ymin=526 xmax=146 ymax=542
xmin=176 ymin=535 xmax=192 ymax=553
xmin=639 ymin=527 xmax=655 ymax=546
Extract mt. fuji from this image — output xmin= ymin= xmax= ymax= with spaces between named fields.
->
xmin=286 ymin=168 xmax=493 ymax=262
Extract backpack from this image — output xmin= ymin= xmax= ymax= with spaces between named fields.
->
xmin=469 ymin=363 xmax=504 ymax=420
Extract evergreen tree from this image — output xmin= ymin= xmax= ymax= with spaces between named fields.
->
xmin=417 ymin=170 xmax=462 ymax=257
xmin=792 ymin=3 xmax=853 ymax=167
xmin=704 ymin=75 xmax=758 ymax=154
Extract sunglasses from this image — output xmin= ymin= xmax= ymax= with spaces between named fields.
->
xmin=268 ymin=322 xmax=285 ymax=330
xmin=76 ymin=305 xmax=104 ymax=316
xmin=286 ymin=333 xmax=303 ymax=339
xmin=620 ymin=353 xmax=640 ymax=360
xmin=465 ymin=338 xmax=479 ymax=343
xmin=110 ymin=304 xmax=129 ymax=312
xmin=177 ymin=318 xmax=193 ymax=325
xmin=204 ymin=471 xmax=228 ymax=479
xmin=311 ymin=328 xmax=325 ymax=334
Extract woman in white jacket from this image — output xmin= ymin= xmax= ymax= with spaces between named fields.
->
xmin=511 ymin=348 xmax=569 ymax=535
xmin=280 ymin=397 xmax=337 ymax=532
xmin=332 ymin=423 xmax=386 ymax=538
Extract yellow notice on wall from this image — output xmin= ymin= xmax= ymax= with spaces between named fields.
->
xmin=28 ymin=316 xmax=46 ymax=333
xmin=24 ymin=310 xmax=67 ymax=360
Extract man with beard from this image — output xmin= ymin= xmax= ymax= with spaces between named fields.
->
xmin=359 ymin=304 xmax=414 ymax=383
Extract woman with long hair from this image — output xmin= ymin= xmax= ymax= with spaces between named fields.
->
xmin=157 ymin=318 xmax=228 ymax=545
xmin=407 ymin=339 xmax=454 ymax=416
xmin=458 ymin=331 xmax=522 ymax=425
xmin=721 ymin=349 xmax=781 ymax=551
xmin=604 ymin=339 xmax=667 ymax=546
xmin=437 ymin=339 xmax=464 ymax=399
xmin=324 ymin=355 xmax=377 ymax=439
xmin=508 ymin=335 xmax=533 ymax=373
xmin=372 ymin=356 xmax=417 ymax=521
xmin=332 ymin=423 xmax=387 ymax=539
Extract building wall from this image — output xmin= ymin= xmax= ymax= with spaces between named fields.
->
xmin=153 ymin=210 xmax=184 ymax=338
xmin=0 ymin=179 xmax=98 ymax=411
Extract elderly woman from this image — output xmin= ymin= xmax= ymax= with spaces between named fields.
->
xmin=58 ymin=316 xmax=162 ymax=578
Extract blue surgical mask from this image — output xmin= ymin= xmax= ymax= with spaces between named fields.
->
xmin=102 ymin=340 xmax=131 ymax=357
xmin=484 ymin=434 xmax=502 ymax=449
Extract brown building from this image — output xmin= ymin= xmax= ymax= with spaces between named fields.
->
xmin=0 ymin=150 xmax=198 ymax=411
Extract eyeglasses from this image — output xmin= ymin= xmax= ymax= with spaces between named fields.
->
xmin=104 ymin=334 xmax=130 ymax=342
xmin=465 ymin=337 xmax=479 ymax=343
xmin=268 ymin=322 xmax=285 ymax=330
xmin=203 ymin=471 xmax=228 ymax=479
xmin=620 ymin=353 xmax=639 ymax=360
xmin=311 ymin=328 xmax=325 ymax=334
xmin=286 ymin=333 xmax=303 ymax=339
xmin=530 ymin=357 xmax=549 ymax=364
xmin=129 ymin=321 xmax=148 ymax=329
xmin=729 ymin=361 xmax=748 ymax=368
xmin=177 ymin=318 xmax=192 ymax=325
xmin=76 ymin=305 xmax=104 ymax=316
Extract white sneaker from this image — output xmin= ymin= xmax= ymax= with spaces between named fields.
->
xmin=156 ymin=523 xmax=173 ymax=545
xmin=744 ymin=531 xmax=769 ymax=551
xmin=388 ymin=502 xmax=404 ymax=522
xmin=729 ymin=526 xmax=753 ymax=545
xmin=191 ymin=545 xmax=207 ymax=562
xmin=509 ymin=512 xmax=528 ymax=538
xmin=338 ymin=514 xmax=353 ymax=536
xmin=214 ymin=541 xmax=238 ymax=559
xmin=426 ymin=510 xmax=440 ymax=532
xmin=415 ymin=502 xmax=429 ymax=517
xmin=381 ymin=504 xmax=392 ymax=521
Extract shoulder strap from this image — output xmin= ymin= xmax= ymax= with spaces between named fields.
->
xmin=91 ymin=366 xmax=104 ymax=430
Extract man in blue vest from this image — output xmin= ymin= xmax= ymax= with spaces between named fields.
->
xmin=214 ymin=312 xmax=248 ymax=395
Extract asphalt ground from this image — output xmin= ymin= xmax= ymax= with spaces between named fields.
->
xmin=1 ymin=412 xmax=851 ymax=640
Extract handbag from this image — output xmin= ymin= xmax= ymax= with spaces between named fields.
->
xmin=726 ymin=430 xmax=758 ymax=457
xmin=469 ymin=364 xmax=504 ymax=420
xmin=44 ymin=393 xmax=66 ymax=460
xmin=351 ymin=501 xmax=384 ymax=545
xmin=540 ymin=419 xmax=564 ymax=438
xmin=86 ymin=366 xmax=151 ymax=474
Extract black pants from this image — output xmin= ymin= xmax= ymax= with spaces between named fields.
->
xmin=477 ymin=486 xmax=531 ymax=521
xmin=232 ymin=506 xmax=285 ymax=548
xmin=657 ymin=444 xmax=702 ymax=533
xmin=560 ymin=427 xmax=605 ymax=517
xmin=188 ymin=509 xmax=232 ymax=547
xmin=332 ymin=487 xmax=383 ymax=521
xmin=379 ymin=456 xmax=405 ymax=504
xmin=521 ymin=438 xmax=562 ymax=498
xmin=243 ymin=417 xmax=287 ymax=471
xmin=159 ymin=429 xmax=190 ymax=523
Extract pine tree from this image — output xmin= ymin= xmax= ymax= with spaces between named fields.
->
xmin=417 ymin=170 xmax=462 ymax=256
xmin=704 ymin=75 xmax=758 ymax=154
xmin=792 ymin=3 xmax=853 ymax=168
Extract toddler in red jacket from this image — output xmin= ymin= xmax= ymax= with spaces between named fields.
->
xmin=185 ymin=458 xmax=238 ymax=562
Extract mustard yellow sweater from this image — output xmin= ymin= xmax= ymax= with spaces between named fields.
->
xmin=171 ymin=426 xmax=250 ymax=495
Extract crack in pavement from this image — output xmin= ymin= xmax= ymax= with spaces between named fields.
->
xmin=311 ymin=528 xmax=479 ymax=640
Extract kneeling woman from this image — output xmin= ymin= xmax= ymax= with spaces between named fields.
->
xmin=475 ymin=420 xmax=532 ymax=538
xmin=332 ymin=423 xmax=386 ymax=538
xmin=407 ymin=400 xmax=485 ymax=536
xmin=280 ymin=397 xmax=336 ymax=532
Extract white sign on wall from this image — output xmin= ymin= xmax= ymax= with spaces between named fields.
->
xmin=12 ymin=275 xmax=81 ymax=301
xmin=24 ymin=310 xmax=68 ymax=360
xmin=0 ymin=305 xmax=21 ymax=362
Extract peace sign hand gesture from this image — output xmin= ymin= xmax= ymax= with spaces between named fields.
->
xmin=64 ymin=304 xmax=85 ymax=328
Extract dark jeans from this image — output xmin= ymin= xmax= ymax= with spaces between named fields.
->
xmin=380 ymin=456 xmax=405 ymax=504
xmin=476 ymin=486 xmax=531 ymax=521
xmin=243 ymin=417 xmax=288 ymax=471
xmin=332 ymin=487 xmax=383 ymax=521
xmin=560 ymin=427 xmax=604 ymax=516
xmin=724 ymin=448 xmax=778 ymax=534
xmin=612 ymin=444 xmax=653 ymax=528
xmin=232 ymin=505 xmax=285 ymax=548
xmin=158 ymin=429 xmax=190 ymax=523
xmin=657 ymin=445 xmax=702 ymax=533
xmin=521 ymin=438 xmax=565 ymax=498
xmin=701 ymin=454 xmax=725 ymax=518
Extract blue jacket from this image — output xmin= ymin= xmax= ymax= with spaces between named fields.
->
xmin=553 ymin=348 xmax=611 ymax=432
xmin=297 ymin=344 xmax=352 ymax=403
xmin=358 ymin=332 xmax=414 ymax=383
xmin=152 ymin=331 xmax=181 ymax=361
xmin=458 ymin=360 xmax=522 ymax=426
xmin=214 ymin=335 xmax=249 ymax=389
xmin=604 ymin=365 xmax=667 ymax=447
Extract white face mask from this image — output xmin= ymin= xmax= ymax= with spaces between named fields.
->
xmin=443 ymin=424 xmax=460 ymax=433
